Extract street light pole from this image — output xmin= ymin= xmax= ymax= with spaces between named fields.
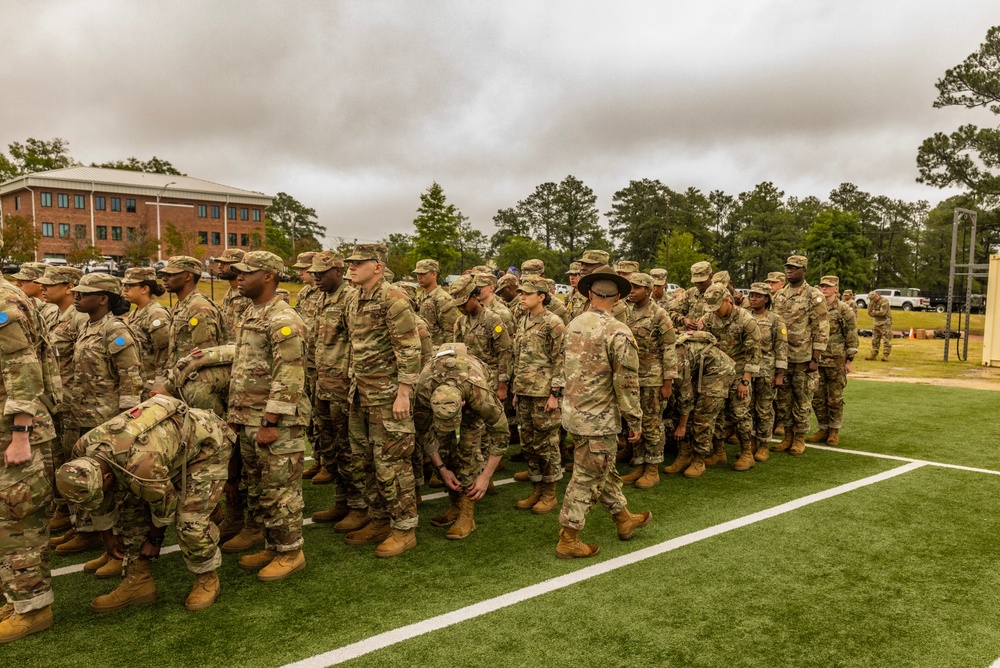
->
xmin=155 ymin=181 xmax=176 ymax=262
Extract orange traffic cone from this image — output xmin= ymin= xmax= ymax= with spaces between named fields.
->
xmin=908 ymin=327 xmax=915 ymax=339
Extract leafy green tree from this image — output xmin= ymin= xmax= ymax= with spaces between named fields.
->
xmin=654 ymin=231 xmax=714 ymax=288
xmin=495 ymin=236 xmax=560 ymax=276
xmin=519 ymin=182 xmax=561 ymax=250
xmin=412 ymin=182 xmax=461 ymax=273
xmin=734 ymin=182 xmax=798 ymax=285
xmin=93 ymin=156 xmax=185 ymax=175
xmin=457 ymin=221 xmax=489 ymax=271
xmin=554 ymin=175 xmax=604 ymax=266
xmin=802 ymin=209 xmax=870 ymax=290
xmin=266 ymin=192 xmax=324 ymax=259
xmin=489 ymin=207 xmax=530 ymax=253
xmin=120 ymin=224 xmax=160 ymax=266
xmin=606 ymin=178 xmax=670 ymax=268
xmin=0 ymin=138 xmax=76 ymax=182
xmin=163 ymin=220 xmax=204 ymax=259
xmin=382 ymin=232 xmax=416 ymax=279
xmin=263 ymin=219 xmax=292 ymax=259
xmin=65 ymin=241 xmax=104 ymax=266
xmin=707 ymin=189 xmax=739 ymax=275
xmin=1 ymin=214 xmax=38 ymax=263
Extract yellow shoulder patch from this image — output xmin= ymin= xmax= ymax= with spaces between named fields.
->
xmin=781 ymin=327 xmax=787 ymax=335
xmin=280 ymin=326 xmax=292 ymax=337
xmin=494 ymin=325 xmax=503 ymax=333
xmin=189 ymin=317 xmax=199 ymax=327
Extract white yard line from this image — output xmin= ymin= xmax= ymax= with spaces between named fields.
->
xmin=280 ymin=461 xmax=926 ymax=668
xmin=795 ymin=441 xmax=1000 ymax=477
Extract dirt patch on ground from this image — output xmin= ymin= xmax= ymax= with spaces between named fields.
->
xmin=852 ymin=373 xmax=1000 ymax=391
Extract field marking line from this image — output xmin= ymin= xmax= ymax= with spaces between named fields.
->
xmin=50 ymin=477 xmax=518 ymax=578
xmin=777 ymin=439 xmax=1000 ymax=477
xmin=280 ymin=461 xmax=926 ymax=668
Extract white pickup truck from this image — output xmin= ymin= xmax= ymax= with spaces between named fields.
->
xmin=855 ymin=288 xmax=927 ymax=312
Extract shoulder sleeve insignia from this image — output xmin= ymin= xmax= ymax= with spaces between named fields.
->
xmin=152 ymin=319 xmax=162 ymax=327
xmin=280 ymin=326 xmax=292 ymax=337
xmin=494 ymin=325 xmax=503 ymax=333
xmin=114 ymin=336 xmax=127 ymax=347
xmin=781 ymin=327 xmax=787 ymax=335
xmin=816 ymin=296 xmax=823 ymax=303
xmin=189 ymin=317 xmax=199 ymax=327
xmin=0 ymin=312 xmax=8 ymax=325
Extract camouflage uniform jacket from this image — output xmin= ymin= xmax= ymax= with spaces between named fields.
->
xmin=126 ymin=301 xmax=170 ymax=381
xmin=347 ymin=278 xmax=423 ymax=407
xmin=548 ymin=298 xmax=570 ymax=326
xmin=294 ymin=283 xmax=324 ymax=366
xmin=220 ymin=285 xmax=252 ymax=345
xmin=167 ymin=291 xmax=226 ymax=369
xmin=675 ymin=336 xmax=736 ymax=416
xmin=868 ymin=297 xmax=891 ymax=322
xmin=565 ymin=288 xmax=580 ymax=319
xmin=570 ymin=292 xmax=630 ymax=325
xmin=453 ymin=308 xmax=512 ymax=384
xmin=415 ymin=315 xmax=434 ymax=370
xmin=507 ymin=293 xmax=524 ymax=325
xmin=314 ymin=281 xmax=355 ymax=402
xmin=165 ymin=344 xmax=234 ymax=417
xmin=486 ymin=297 xmax=515 ymax=335
xmin=415 ymin=348 xmax=509 ymax=458
xmin=701 ymin=305 xmax=763 ymax=376
xmin=824 ymin=299 xmax=859 ymax=364
xmin=670 ymin=285 xmax=709 ymax=329
xmin=418 ymin=284 xmax=459 ymax=347
xmin=843 ymin=297 xmax=859 ymax=316
xmin=74 ymin=396 xmax=234 ymax=530
xmin=561 ymin=308 xmax=641 ymax=436
xmin=656 ymin=292 xmax=679 ymax=314
xmin=71 ymin=313 xmax=146 ymax=428
xmin=512 ymin=308 xmax=565 ymax=397
xmin=228 ymin=295 xmax=311 ymax=426
xmin=31 ymin=296 xmax=59 ymax=333
xmin=51 ymin=305 xmax=89 ymax=416
xmin=627 ymin=300 xmax=678 ymax=386
xmin=751 ymin=310 xmax=788 ymax=378
xmin=772 ymin=281 xmax=829 ymax=363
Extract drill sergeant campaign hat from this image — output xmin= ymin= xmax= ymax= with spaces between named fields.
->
xmin=308 ymin=250 xmax=345 ymax=273
xmin=819 ymin=275 xmax=840 ymax=288
xmin=292 ymin=251 xmax=317 ymax=269
xmin=521 ymin=259 xmax=545 ymax=276
xmin=122 ymin=267 xmax=160 ymax=285
xmin=785 ymin=255 xmax=808 ymax=268
xmin=577 ymin=264 xmax=632 ymax=298
xmin=11 ymin=262 xmax=49 ymax=281
xmin=412 ymin=258 xmax=440 ymax=275
xmin=577 ymin=249 xmax=610 ymax=265
xmin=629 ymin=272 xmax=654 ymax=289
xmin=36 ymin=265 xmax=84 ymax=285
xmin=344 ymin=243 xmax=388 ymax=264
xmin=448 ymin=274 xmax=478 ymax=308
xmin=217 ymin=248 xmax=246 ymax=264
xmin=690 ymin=261 xmax=712 ymax=282
xmin=748 ymin=282 xmax=772 ymax=296
xmin=56 ymin=457 xmax=106 ymax=512
xmin=70 ymin=272 xmax=123 ymax=295
xmin=702 ymin=283 xmax=729 ymax=312
xmin=649 ymin=268 xmax=668 ymax=286
xmin=430 ymin=384 xmax=464 ymax=432
xmin=159 ymin=255 xmax=204 ymax=275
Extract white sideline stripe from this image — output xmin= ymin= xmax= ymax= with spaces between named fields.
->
xmin=280 ymin=462 xmax=926 ymax=668
xmin=988 ymin=658 xmax=1000 ymax=668
xmin=771 ymin=438 xmax=1000 ymax=477
xmin=49 ymin=478 xmax=518 ymax=578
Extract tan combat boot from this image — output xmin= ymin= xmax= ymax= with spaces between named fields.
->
xmin=513 ymin=470 xmax=532 ymax=482
xmin=311 ymin=466 xmax=334 ymax=485
xmin=185 ymin=571 xmax=220 ymax=611
xmin=635 ymin=464 xmax=660 ymax=489
xmin=0 ymin=606 xmax=52 ymax=644
xmin=55 ymin=530 xmax=103 ymax=556
xmin=773 ymin=425 xmax=785 ymax=437
xmin=732 ymin=439 xmax=755 ymax=471
xmin=302 ymin=460 xmax=322 ymax=479
xmin=83 ymin=552 xmax=112 ymax=574
xmin=428 ymin=471 xmax=444 ymax=488
xmin=881 ymin=355 xmax=890 ymax=362
xmin=217 ymin=498 xmax=245 ymax=542
xmin=311 ymin=502 xmax=350 ymax=524
xmin=344 ymin=518 xmax=391 ymax=545
xmin=238 ymin=549 xmax=278 ymax=571
xmin=48 ymin=508 xmax=72 ymax=533
xmin=704 ymin=439 xmax=728 ymax=466
xmin=430 ymin=492 xmax=461 ymax=527
xmin=220 ymin=527 xmax=264 ymax=554
xmin=826 ymin=429 xmax=840 ymax=446
xmin=258 ymin=550 xmax=306 ymax=581
xmin=754 ymin=437 xmax=770 ymax=462
xmin=613 ymin=508 xmax=652 ymax=540
xmin=683 ymin=454 xmax=707 ymax=479
xmin=445 ymin=496 xmax=476 ymax=540
xmin=375 ymin=529 xmax=417 ymax=558
xmin=96 ymin=557 xmax=123 ymax=580
xmin=91 ymin=558 xmax=157 ymax=613
xmin=620 ymin=465 xmax=645 ymax=484
xmin=0 ymin=603 xmax=12 ymax=621
xmin=806 ymin=428 xmax=829 ymax=443
xmin=531 ymin=482 xmax=558 ymax=515
xmin=789 ymin=433 xmax=806 ymax=456
xmin=663 ymin=443 xmax=693 ymax=474
xmin=333 ymin=509 xmax=371 ymax=534
xmin=49 ymin=527 xmax=75 ymax=548
xmin=555 ymin=527 xmax=600 ymax=559
xmin=771 ymin=430 xmax=793 ymax=452
xmin=514 ymin=482 xmax=543 ymax=510
xmin=864 ymin=352 xmax=877 ymax=361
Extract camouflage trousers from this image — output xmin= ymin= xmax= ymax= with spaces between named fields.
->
xmin=713 ymin=378 xmax=754 ymax=444
xmin=752 ymin=376 xmax=777 ymax=441
xmin=438 ymin=419 xmax=486 ymax=489
xmin=558 ymin=434 xmax=627 ymax=531
xmin=872 ymin=321 xmax=892 ymax=357
xmin=813 ymin=364 xmax=848 ymax=430
xmin=0 ymin=444 xmax=53 ymax=613
xmin=348 ymin=398 xmax=418 ymax=531
xmin=313 ymin=395 xmax=365 ymax=509
xmin=515 ymin=395 xmax=563 ymax=484
xmin=238 ymin=425 xmax=304 ymax=552
xmin=776 ymin=362 xmax=818 ymax=435
xmin=632 ymin=387 xmax=664 ymax=465
xmin=690 ymin=393 xmax=727 ymax=457
xmin=49 ymin=417 xmax=79 ymax=516
xmin=411 ymin=405 xmax=429 ymax=488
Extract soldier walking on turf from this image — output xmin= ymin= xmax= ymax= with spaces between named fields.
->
xmin=808 ymin=276 xmax=858 ymax=447
xmin=866 ymin=291 xmax=892 ymax=361
xmin=746 ymin=283 xmax=787 ymax=461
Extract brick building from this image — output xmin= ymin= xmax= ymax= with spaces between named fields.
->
xmin=0 ymin=166 xmax=272 ymax=263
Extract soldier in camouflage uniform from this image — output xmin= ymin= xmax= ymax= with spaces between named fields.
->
xmin=224 ymin=251 xmax=311 ymax=581
xmin=556 ymin=267 xmax=651 ymax=559
xmin=565 ymin=262 xmax=581 ymax=303
xmin=766 ymin=271 xmax=785 ymax=295
xmin=413 ymin=258 xmax=459 ymax=348
xmin=622 ymin=273 xmax=676 ymax=489
xmin=341 ymin=244 xmax=422 ymax=558
xmin=216 ymin=248 xmax=252 ymax=345
xmin=543 ymin=278 xmax=570 ymax=325
xmin=415 ymin=344 xmax=509 ymax=540
xmin=0 ymin=263 xmax=57 ymax=644
xmin=496 ymin=273 xmax=519 ymax=305
xmin=160 ymin=256 xmax=227 ymax=370
xmin=122 ymin=267 xmax=171 ymax=383
xmin=475 ymin=272 xmax=519 ymax=449
xmin=746 ymin=283 xmax=787 ymax=462
xmin=808 ymin=276 xmax=858 ymax=447
xmin=507 ymin=259 xmax=545 ymax=326
xmin=670 ymin=261 xmax=715 ymax=330
xmin=166 ymin=345 xmax=234 ymax=418
xmin=771 ymin=255 xmax=829 ymax=456
xmin=12 ymin=262 xmax=60 ymax=332
xmin=700 ymin=284 xmax=762 ymax=471
xmin=569 ymin=251 xmax=629 ymax=324
xmin=615 ymin=260 xmax=639 ymax=278
xmin=649 ymin=268 xmax=675 ymax=312
xmin=866 ymin=291 xmax=892 ymax=361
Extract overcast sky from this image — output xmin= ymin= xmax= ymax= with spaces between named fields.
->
xmin=4 ymin=1 xmax=997 ymax=244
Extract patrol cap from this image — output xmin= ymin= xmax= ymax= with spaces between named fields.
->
xmin=37 ymin=265 xmax=83 ymax=285
xmin=413 ymin=259 xmax=439 ymax=274
xmin=868 ymin=290 xmax=878 ymax=300
xmin=122 ymin=267 xmax=160 ymax=285
xmin=748 ymin=282 xmax=771 ymax=296
xmin=448 ymin=274 xmax=478 ymax=307
xmin=471 ymin=265 xmax=492 ymax=274
xmin=785 ymin=255 xmax=808 ymax=268
xmin=517 ymin=276 xmax=548 ymax=294
xmin=56 ymin=457 xmax=105 ymax=511
xmin=217 ymin=248 xmax=246 ymax=264
xmin=566 ymin=262 xmax=581 ymax=276
xmin=712 ymin=270 xmax=731 ymax=286
xmin=308 ymin=250 xmax=344 ymax=273
xmin=12 ymin=262 xmax=49 ymax=281
xmin=690 ymin=261 xmax=712 ymax=282
xmin=497 ymin=273 xmax=519 ymax=290
xmin=292 ymin=251 xmax=317 ymax=269
xmin=70 ymin=272 xmax=122 ymax=295
xmin=629 ymin=272 xmax=653 ymax=289
xmin=345 ymin=243 xmax=388 ymax=264
xmin=649 ymin=268 xmax=668 ymax=286
xmin=577 ymin=249 xmax=610 ymax=265
xmin=615 ymin=260 xmax=639 ymax=275
xmin=430 ymin=384 xmax=464 ymax=432
xmin=819 ymin=275 xmax=839 ymax=288
xmin=474 ymin=272 xmax=497 ymax=288
xmin=843 ymin=289 xmax=855 ymax=297
xmin=702 ymin=283 xmax=729 ymax=312
xmin=577 ymin=265 xmax=632 ymax=298
xmin=233 ymin=250 xmax=285 ymax=274
xmin=766 ymin=271 xmax=785 ymax=283
xmin=521 ymin=259 xmax=544 ymax=276
xmin=159 ymin=255 xmax=204 ymax=275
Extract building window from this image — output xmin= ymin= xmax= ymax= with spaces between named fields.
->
xmin=240 ymin=207 xmax=249 ymax=221
xmin=252 ymin=209 xmax=261 ymax=222
xmin=211 ymin=232 xmax=221 ymax=245
xmin=58 ymin=223 xmax=70 ymax=238
xmin=74 ymin=194 xmax=85 ymax=209
xmin=198 ymin=204 xmax=207 ymax=218
xmin=40 ymin=192 xmax=52 ymax=207
xmin=198 ymin=231 xmax=208 ymax=245
xmin=227 ymin=206 xmax=236 ymax=220
xmin=75 ymin=224 xmax=87 ymax=239
xmin=111 ymin=226 xmax=122 ymax=241
xmin=57 ymin=193 xmax=69 ymax=208
xmin=241 ymin=233 xmax=250 ymax=246
xmin=111 ymin=198 xmax=121 ymax=212
xmin=228 ymin=232 xmax=237 ymax=246
xmin=211 ymin=206 xmax=220 ymax=219
xmin=41 ymin=222 xmax=54 ymax=237
xmin=97 ymin=226 xmax=107 ymax=240
xmin=95 ymin=196 xmax=106 ymax=211
xmin=125 ymin=199 xmax=136 ymax=213
xmin=14 ymin=196 xmax=20 ymax=211
xmin=127 ymin=227 xmax=136 ymax=241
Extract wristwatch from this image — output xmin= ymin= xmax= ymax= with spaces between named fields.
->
xmin=260 ymin=418 xmax=278 ymax=428
xmin=739 ymin=379 xmax=750 ymax=387
xmin=550 ymin=388 xmax=563 ymax=398
xmin=10 ymin=424 xmax=34 ymax=432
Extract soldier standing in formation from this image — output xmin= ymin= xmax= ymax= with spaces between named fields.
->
xmin=672 ymin=261 xmax=715 ymax=330
xmin=413 ymin=259 xmax=459 ymax=348
xmin=842 ymin=289 xmax=859 ymax=316
xmin=122 ymin=267 xmax=170 ymax=383
xmin=808 ymin=276 xmax=858 ymax=447
xmin=866 ymin=291 xmax=892 ymax=361
xmin=161 ymin=256 xmax=226 ymax=370
xmin=217 ymin=248 xmax=252 ymax=345
xmin=746 ymin=283 xmax=787 ymax=460
xmin=13 ymin=263 xmax=60 ymax=331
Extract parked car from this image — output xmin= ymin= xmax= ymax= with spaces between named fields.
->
xmin=667 ymin=283 xmax=681 ymax=292
xmin=42 ymin=257 xmax=68 ymax=266
xmin=920 ymin=291 xmax=986 ymax=314
xmin=85 ymin=256 xmax=123 ymax=276
xmin=855 ymin=288 xmax=928 ymax=311
xmin=1 ymin=262 xmax=21 ymax=274
xmin=554 ymin=283 xmax=571 ymax=295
